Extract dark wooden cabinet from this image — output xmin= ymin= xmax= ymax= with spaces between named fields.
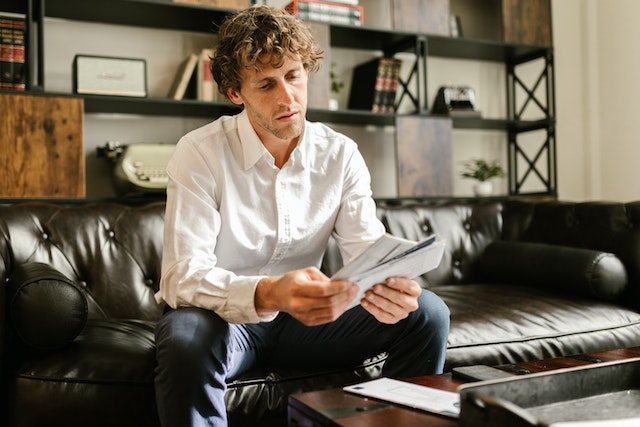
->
xmin=502 ymin=0 xmax=552 ymax=47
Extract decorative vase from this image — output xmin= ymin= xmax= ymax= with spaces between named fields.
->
xmin=473 ymin=181 xmax=493 ymax=197
xmin=328 ymin=98 xmax=339 ymax=111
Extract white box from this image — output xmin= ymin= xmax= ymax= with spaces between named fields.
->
xmin=73 ymin=55 xmax=147 ymax=97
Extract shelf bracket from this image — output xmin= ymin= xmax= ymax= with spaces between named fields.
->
xmin=507 ymin=49 xmax=556 ymax=196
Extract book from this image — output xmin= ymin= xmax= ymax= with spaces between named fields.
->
xmin=0 ymin=17 xmax=12 ymax=90
xmin=167 ymin=53 xmax=198 ymax=100
xmin=197 ymin=48 xmax=218 ymax=101
xmin=332 ymin=233 xmax=445 ymax=310
xmin=285 ymin=0 xmax=363 ymax=26
xmin=10 ymin=16 xmax=25 ymax=91
xmin=381 ymin=58 xmax=401 ymax=113
xmin=171 ymin=0 xmax=250 ymax=9
xmin=0 ymin=14 xmax=25 ymax=91
xmin=348 ymin=57 xmax=399 ymax=112
xmin=316 ymin=0 xmax=359 ymax=5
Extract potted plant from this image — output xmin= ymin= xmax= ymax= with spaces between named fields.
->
xmin=329 ymin=62 xmax=344 ymax=110
xmin=461 ymin=158 xmax=506 ymax=196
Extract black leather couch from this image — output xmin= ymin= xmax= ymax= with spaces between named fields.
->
xmin=2 ymin=199 xmax=640 ymax=426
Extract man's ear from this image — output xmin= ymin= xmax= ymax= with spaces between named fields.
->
xmin=227 ymin=89 xmax=243 ymax=106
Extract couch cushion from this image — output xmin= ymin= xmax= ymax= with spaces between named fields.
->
xmin=479 ymin=241 xmax=628 ymax=300
xmin=11 ymin=319 xmax=160 ymax=427
xmin=8 ymin=262 xmax=88 ymax=350
xmin=437 ymin=284 xmax=640 ymax=371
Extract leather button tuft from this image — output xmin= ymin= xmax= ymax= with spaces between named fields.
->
xmin=42 ymin=232 xmax=49 ymax=240
xmin=108 ymin=230 xmax=115 ymax=238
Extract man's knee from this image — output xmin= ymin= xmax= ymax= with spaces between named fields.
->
xmin=156 ymin=307 xmax=229 ymax=361
xmin=415 ymin=290 xmax=450 ymax=332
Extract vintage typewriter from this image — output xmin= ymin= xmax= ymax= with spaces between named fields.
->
xmin=98 ymin=142 xmax=175 ymax=196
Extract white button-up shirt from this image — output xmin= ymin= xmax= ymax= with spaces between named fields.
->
xmin=155 ymin=110 xmax=385 ymax=323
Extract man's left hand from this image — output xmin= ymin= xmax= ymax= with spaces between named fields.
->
xmin=360 ymin=277 xmax=422 ymax=324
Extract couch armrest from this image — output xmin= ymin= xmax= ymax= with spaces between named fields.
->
xmin=478 ymin=241 xmax=628 ymax=301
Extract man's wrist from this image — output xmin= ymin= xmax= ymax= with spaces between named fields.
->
xmin=255 ymin=276 xmax=281 ymax=315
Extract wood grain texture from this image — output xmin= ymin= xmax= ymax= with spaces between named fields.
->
xmin=1 ymin=92 xmax=85 ymax=197
xmin=502 ymin=0 xmax=552 ymax=46
xmin=396 ymin=116 xmax=452 ymax=197
xmin=393 ymin=0 xmax=450 ymax=36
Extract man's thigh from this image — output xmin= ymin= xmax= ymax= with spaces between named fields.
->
xmin=266 ymin=307 xmax=390 ymax=369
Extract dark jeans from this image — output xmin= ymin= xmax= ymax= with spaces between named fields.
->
xmin=154 ymin=289 xmax=450 ymax=427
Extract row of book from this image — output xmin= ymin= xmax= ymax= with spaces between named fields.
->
xmin=0 ymin=14 xmax=26 ymax=91
xmin=285 ymin=0 xmax=363 ymax=27
xmin=167 ymin=48 xmax=223 ymax=101
xmin=348 ymin=56 xmax=402 ymax=113
xmin=170 ymin=50 xmax=402 ymax=114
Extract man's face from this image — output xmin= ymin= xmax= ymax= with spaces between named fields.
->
xmin=228 ymin=55 xmax=309 ymax=143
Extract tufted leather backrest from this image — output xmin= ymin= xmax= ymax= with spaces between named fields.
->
xmin=3 ymin=199 xmax=640 ymax=320
xmin=0 ymin=202 xmax=166 ymax=321
xmin=376 ymin=200 xmax=504 ymax=287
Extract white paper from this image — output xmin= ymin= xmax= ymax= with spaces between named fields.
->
xmin=551 ymin=419 xmax=640 ymax=427
xmin=332 ymin=233 xmax=446 ymax=309
xmin=343 ymin=377 xmax=460 ymax=418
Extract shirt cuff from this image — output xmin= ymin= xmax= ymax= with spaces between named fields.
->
xmin=227 ymin=276 xmax=279 ymax=323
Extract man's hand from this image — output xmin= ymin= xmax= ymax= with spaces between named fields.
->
xmin=360 ymin=277 xmax=422 ymax=324
xmin=255 ymin=267 xmax=358 ymax=326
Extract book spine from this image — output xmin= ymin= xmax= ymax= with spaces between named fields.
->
xmin=0 ymin=17 xmax=12 ymax=90
xmin=198 ymin=49 xmax=215 ymax=101
xmin=382 ymin=58 xmax=401 ymax=113
xmin=371 ymin=59 xmax=386 ymax=113
xmin=10 ymin=16 xmax=25 ymax=91
xmin=296 ymin=11 xmax=362 ymax=26
xmin=168 ymin=52 xmax=198 ymax=100
xmin=316 ymin=0 xmax=359 ymax=5
xmin=286 ymin=0 xmax=363 ymax=26
xmin=297 ymin=1 xmax=362 ymax=18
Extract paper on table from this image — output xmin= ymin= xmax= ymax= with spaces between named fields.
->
xmin=332 ymin=233 xmax=446 ymax=309
xmin=343 ymin=377 xmax=460 ymax=418
xmin=551 ymin=419 xmax=640 ymax=427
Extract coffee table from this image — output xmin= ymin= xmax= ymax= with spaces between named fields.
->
xmin=287 ymin=347 xmax=640 ymax=427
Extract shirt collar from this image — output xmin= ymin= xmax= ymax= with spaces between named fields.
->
xmin=237 ymin=110 xmax=267 ymax=171
xmin=236 ymin=109 xmax=309 ymax=170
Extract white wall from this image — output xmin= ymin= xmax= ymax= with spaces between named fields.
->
xmin=553 ymin=0 xmax=640 ymax=202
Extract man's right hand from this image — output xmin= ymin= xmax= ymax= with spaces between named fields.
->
xmin=255 ymin=267 xmax=358 ymax=326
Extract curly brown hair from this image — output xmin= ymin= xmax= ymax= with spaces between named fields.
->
xmin=211 ymin=5 xmax=323 ymax=99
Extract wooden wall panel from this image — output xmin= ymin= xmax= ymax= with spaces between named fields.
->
xmin=1 ymin=92 xmax=85 ymax=198
xmin=393 ymin=0 xmax=450 ymax=36
xmin=396 ymin=116 xmax=452 ymax=197
xmin=502 ymin=0 xmax=552 ymax=46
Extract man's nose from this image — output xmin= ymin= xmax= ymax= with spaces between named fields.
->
xmin=275 ymin=81 xmax=295 ymax=104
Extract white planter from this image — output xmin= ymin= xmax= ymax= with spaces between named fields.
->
xmin=473 ymin=181 xmax=493 ymax=197
xmin=328 ymin=98 xmax=339 ymax=111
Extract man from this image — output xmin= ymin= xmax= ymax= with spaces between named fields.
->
xmin=154 ymin=5 xmax=450 ymax=426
